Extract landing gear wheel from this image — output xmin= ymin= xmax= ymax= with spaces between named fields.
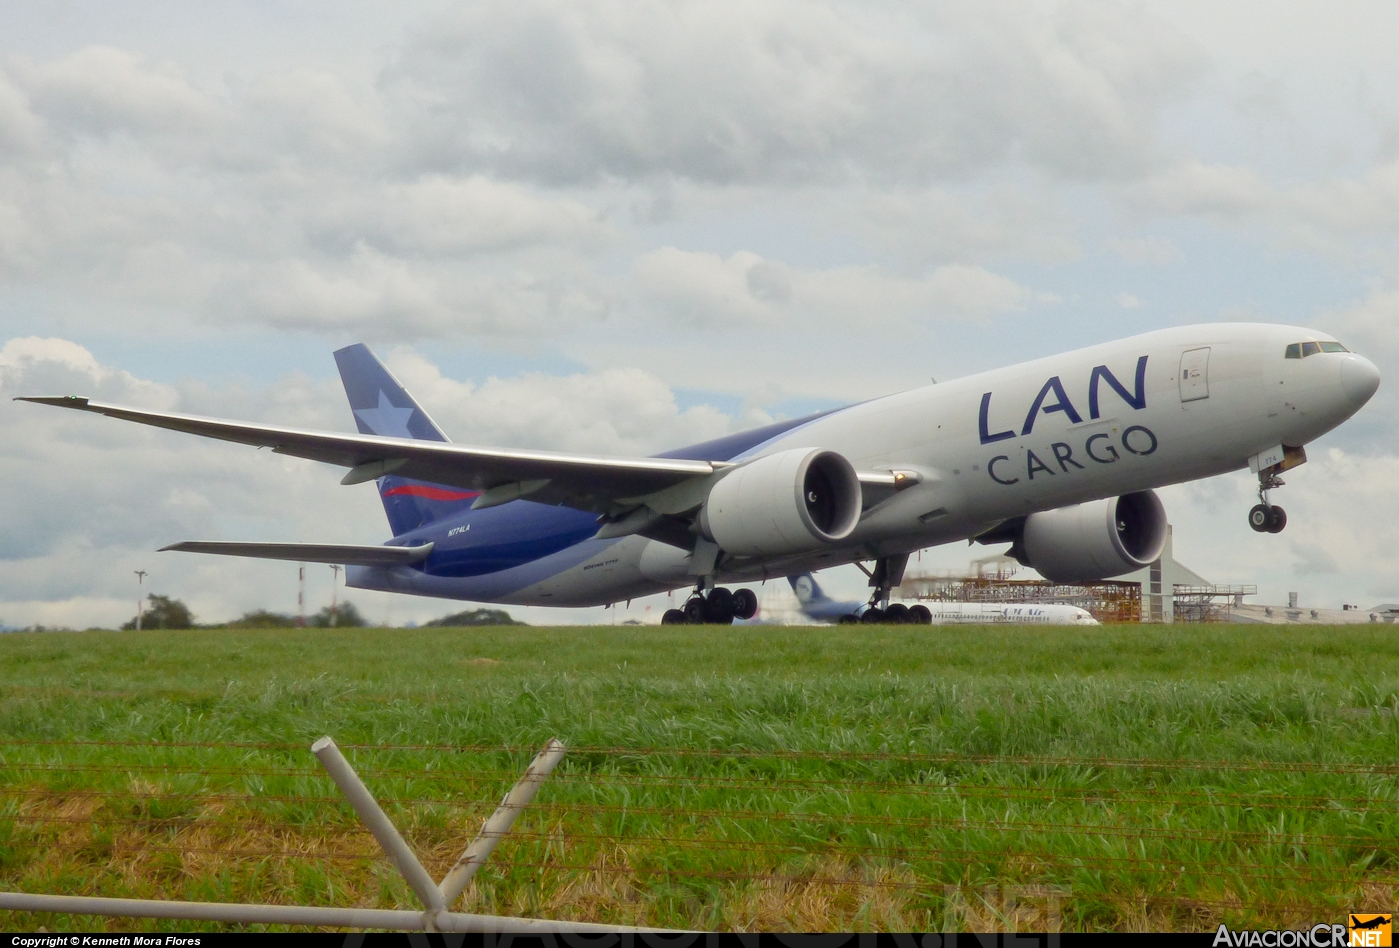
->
xmin=683 ymin=597 xmax=708 ymax=624
xmin=908 ymin=605 xmax=932 ymax=625
xmin=661 ymin=609 xmax=685 ymax=625
xmin=1266 ymin=505 xmax=1287 ymax=534
xmin=706 ymin=587 xmax=736 ymax=624
xmin=1248 ymin=504 xmax=1272 ymax=533
xmin=861 ymin=607 xmax=886 ymax=624
xmin=732 ymin=588 xmax=758 ymax=620
xmin=884 ymin=603 xmax=909 ymax=624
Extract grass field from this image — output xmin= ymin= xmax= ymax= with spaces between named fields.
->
xmin=1 ymin=621 xmax=1397 ymax=932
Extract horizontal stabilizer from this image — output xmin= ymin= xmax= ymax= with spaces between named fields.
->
xmin=159 ymin=540 xmax=433 ymax=567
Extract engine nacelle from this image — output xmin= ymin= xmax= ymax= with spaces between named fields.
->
xmin=699 ymin=447 xmax=861 ymax=556
xmin=1019 ymin=490 xmax=1168 ymax=583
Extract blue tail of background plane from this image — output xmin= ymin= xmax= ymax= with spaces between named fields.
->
xmin=333 ymin=344 xmax=480 ymax=537
xmin=788 ymin=573 xmax=830 ymax=606
xmin=788 ymin=572 xmax=863 ymax=621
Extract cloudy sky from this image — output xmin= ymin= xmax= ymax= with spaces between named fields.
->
xmin=2 ymin=0 xmax=1397 ymax=628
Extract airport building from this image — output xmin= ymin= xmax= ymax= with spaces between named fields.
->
xmin=1116 ymin=525 xmax=1253 ymax=623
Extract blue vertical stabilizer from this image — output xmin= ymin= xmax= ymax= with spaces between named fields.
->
xmin=333 ymin=344 xmax=479 ymax=536
xmin=788 ymin=573 xmax=862 ymax=620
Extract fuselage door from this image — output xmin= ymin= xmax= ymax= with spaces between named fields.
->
xmin=1179 ymin=347 xmax=1210 ymax=402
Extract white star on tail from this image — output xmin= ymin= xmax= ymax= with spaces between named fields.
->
xmin=353 ymin=391 xmax=415 ymax=437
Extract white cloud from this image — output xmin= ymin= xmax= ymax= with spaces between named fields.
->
xmin=832 ymin=184 xmax=1082 ymax=265
xmin=383 ymin=346 xmax=755 ymax=455
xmin=1124 ymin=158 xmax=1399 ymax=259
xmin=0 ymin=336 xmax=176 ymax=408
xmin=241 ymin=67 xmax=387 ymax=161
xmin=232 ymin=246 xmax=452 ymax=333
xmin=0 ymin=47 xmax=621 ymax=339
xmin=350 ymin=176 xmax=612 ymax=255
xmin=0 ymin=70 xmax=43 ymax=155
xmin=1126 ymin=158 xmax=1275 ymax=217
xmin=385 ymin=0 xmax=1202 ymax=185
xmin=631 ymin=247 xmax=1038 ymax=328
xmin=12 ymin=46 xmax=216 ymax=137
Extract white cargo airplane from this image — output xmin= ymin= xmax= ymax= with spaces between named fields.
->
xmin=787 ymin=573 xmax=1099 ymax=625
xmin=18 ymin=324 xmax=1380 ymax=624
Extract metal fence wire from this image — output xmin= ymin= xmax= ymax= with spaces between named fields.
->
xmin=0 ymin=737 xmax=1395 ymax=931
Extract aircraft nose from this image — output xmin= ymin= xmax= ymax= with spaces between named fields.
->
xmin=1340 ymin=354 xmax=1381 ymax=408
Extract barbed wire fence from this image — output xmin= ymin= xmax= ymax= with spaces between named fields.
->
xmin=1 ymin=736 xmax=1395 ymax=931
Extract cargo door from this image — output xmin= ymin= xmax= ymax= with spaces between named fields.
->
xmin=1179 ymin=347 xmax=1210 ymax=402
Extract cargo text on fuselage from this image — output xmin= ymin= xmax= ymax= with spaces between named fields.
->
xmin=979 ymin=356 xmax=1154 ymax=487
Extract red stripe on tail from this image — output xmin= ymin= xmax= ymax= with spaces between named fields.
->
xmin=381 ymin=485 xmax=480 ymax=501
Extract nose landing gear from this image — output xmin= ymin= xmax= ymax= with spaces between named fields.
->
xmin=1248 ymin=470 xmax=1287 ymax=534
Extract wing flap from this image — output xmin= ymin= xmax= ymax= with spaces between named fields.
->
xmin=16 ymin=396 xmax=716 ymax=503
xmin=159 ymin=540 xmax=434 ymax=567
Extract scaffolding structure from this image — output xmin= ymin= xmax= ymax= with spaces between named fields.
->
xmin=895 ymin=570 xmax=1143 ymax=624
xmin=1171 ymin=584 xmax=1258 ymax=623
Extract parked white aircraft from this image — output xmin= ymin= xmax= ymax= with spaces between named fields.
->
xmin=18 ymin=323 xmax=1379 ymax=624
xmin=788 ymin=573 xmax=1099 ymax=625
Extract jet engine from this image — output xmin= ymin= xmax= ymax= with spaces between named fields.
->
xmin=1017 ymin=490 xmax=1168 ymax=583
xmin=699 ymin=447 xmax=862 ymax=556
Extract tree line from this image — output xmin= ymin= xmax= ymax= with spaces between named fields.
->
xmin=107 ymin=595 xmax=524 ymax=630
xmin=120 ymin=594 xmax=370 ymax=630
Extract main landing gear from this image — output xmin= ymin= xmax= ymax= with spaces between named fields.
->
xmin=1248 ymin=469 xmax=1287 ymax=534
xmin=839 ymin=552 xmax=933 ymax=624
xmin=661 ymin=585 xmax=760 ymax=625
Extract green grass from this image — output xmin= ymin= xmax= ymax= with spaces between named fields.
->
xmin=1 ymin=622 xmax=1397 ymax=932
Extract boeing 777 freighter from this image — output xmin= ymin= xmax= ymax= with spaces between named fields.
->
xmin=18 ymin=324 xmax=1379 ymax=624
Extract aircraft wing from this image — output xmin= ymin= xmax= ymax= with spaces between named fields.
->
xmin=159 ymin=540 xmax=434 ymax=567
xmin=16 ymin=396 xmax=719 ymax=508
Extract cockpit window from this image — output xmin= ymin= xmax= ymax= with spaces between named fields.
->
xmin=1286 ymin=340 xmax=1349 ymax=359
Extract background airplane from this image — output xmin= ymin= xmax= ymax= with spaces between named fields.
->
xmin=18 ymin=323 xmax=1379 ymax=624
xmin=787 ymin=573 xmax=1099 ymax=625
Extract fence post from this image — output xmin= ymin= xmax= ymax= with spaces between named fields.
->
xmin=439 ymin=738 xmax=567 ymax=908
xmin=312 ymin=736 xmax=447 ymax=929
